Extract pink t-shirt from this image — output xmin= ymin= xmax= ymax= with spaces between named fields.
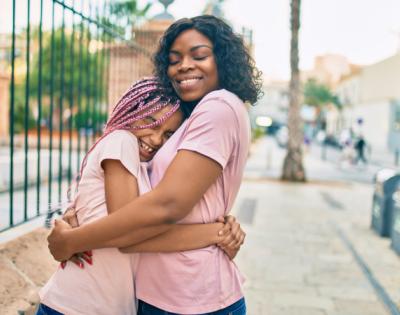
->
xmin=39 ymin=130 xmax=151 ymax=315
xmin=136 ymin=89 xmax=251 ymax=314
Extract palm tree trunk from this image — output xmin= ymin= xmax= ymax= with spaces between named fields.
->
xmin=281 ymin=0 xmax=306 ymax=182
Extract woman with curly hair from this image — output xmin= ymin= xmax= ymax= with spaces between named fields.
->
xmin=47 ymin=15 xmax=262 ymax=314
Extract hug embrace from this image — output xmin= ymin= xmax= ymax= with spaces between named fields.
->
xmin=39 ymin=15 xmax=262 ymax=315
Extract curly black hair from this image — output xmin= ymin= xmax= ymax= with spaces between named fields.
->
xmin=153 ymin=15 xmax=263 ymax=105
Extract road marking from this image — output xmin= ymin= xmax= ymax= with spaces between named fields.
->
xmin=320 ymin=191 xmax=345 ymax=210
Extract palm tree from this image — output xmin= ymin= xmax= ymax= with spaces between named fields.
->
xmin=281 ymin=0 xmax=306 ymax=182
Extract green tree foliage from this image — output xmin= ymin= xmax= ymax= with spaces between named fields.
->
xmin=13 ymin=84 xmax=36 ymax=133
xmin=29 ymin=26 xmax=105 ymax=107
xmin=303 ymin=79 xmax=341 ymax=108
xmin=109 ymin=0 xmax=152 ymax=39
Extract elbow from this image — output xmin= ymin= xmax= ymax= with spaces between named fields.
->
xmin=160 ymin=200 xmax=187 ymax=224
xmin=151 ymin=187 xmax=191 ymax=224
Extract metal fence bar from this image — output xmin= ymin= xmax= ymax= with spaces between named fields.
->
xmin=76 ymin=17 xmax=84 ymax=174
xmin=67 ymin=0 xmax=76 ymax=188
xmin=100 ymin=4 xmax=108 ymax=129
xmin=48 ymin=1 xmax=56 ymax=211
xmin=104 ymin=20 xmax=111 ymax=127
xmin=58 ymin=1 xmax=66 ymax=203
xmin=93 ymin=7 xmax=100 ymax=140
xmin=9 ymin=0 xmax=16 ymax=227
xmin=23 ymin=0 xmax=31 ymax=221
xmin=84 ymin=10 xmax=91 ymax=154
xmin=36 ymin=0 xmax=44 ymax=216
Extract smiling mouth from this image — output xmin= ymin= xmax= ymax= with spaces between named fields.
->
xmin=138 ymin=140 xmax=156 ymax=159
xmin=176 ymin=77 xmax=202 ymax=88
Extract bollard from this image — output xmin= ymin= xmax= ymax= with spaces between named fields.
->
xmin=395 ymin=149 xmax=399 ymax=166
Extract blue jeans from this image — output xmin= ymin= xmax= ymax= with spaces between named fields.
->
xmin=35 ymin=303 xmax=64 ymax=315
xmin=138 ymin=297 xmax=246 ymax=315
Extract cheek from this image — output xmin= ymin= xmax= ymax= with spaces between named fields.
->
xmin=207 ymin=60 xmax=219 ymax=83
xmin=167 ymin=66 xmax=175 ymax=80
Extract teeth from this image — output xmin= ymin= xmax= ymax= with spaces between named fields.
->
xmin=140 ymin=141 xmax=154 ymax=153
xmin=180 ymin=78 xmax=200 ymax=85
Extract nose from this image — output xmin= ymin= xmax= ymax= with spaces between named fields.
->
xmin=148 ymin=130 xmax=164 ymax=148
xmin=178 ymin=56 xmax=194 ymax=72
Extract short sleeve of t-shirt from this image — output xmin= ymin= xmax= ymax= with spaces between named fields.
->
xmin=96 ymin=130 xmax=140 ymax=178
xmin=177 ymin=97 xmax=238 ymax=169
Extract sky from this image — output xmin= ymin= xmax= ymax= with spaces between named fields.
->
xmin=144 ymin=0 xmax=400 ymax=80
xmin=2 ymin=0 xmax=400 ymax=80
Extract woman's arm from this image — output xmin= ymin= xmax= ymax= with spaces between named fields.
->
xmin=120 ymin=217 xmax=245 ymax=260
xmin=48 ymin=150 xmax=222 ymax=261
xmin=119 ymin=223 xmax=223 ymax=253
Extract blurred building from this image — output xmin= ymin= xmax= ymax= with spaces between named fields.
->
xmin=336 ymin=52 xmax=400 ymax=152
xmin=302 ymin=53 xmax=359 ymax=89
xmin=301 ymin=54 xmax=360 ymax=139
xmin=107 ymin=14 xmax=174 ymax=110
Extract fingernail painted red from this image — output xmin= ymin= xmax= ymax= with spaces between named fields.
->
xmin=83 ymin=257 xmax=92 ymax=265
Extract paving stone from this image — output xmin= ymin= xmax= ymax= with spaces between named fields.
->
xmin=331 ymin=299 xmax=388 ymax=315
xmin=271 ymin=292 xmax=335 ymax=311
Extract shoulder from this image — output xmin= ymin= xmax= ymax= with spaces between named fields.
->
xmin=94 ymin=130 xmax=139 ymax=157
xmin=191 ymin=89 xmax=246 ymax=120
xmin=199 ymin=89 xmax=244 ymax=110
xmin=95 ymin=130 xmax=140 ymax=175
xmin=99 ymin=130 xmax=138 ymax=147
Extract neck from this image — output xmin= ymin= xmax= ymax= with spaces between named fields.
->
xmin=180 ymin=100 xmax=198 ymax=118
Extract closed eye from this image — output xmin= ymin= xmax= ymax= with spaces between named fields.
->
xmin=145 ymin=116 xmax=157 ymax=122
xmin=193 ymin=56 xmax=208 ymax=61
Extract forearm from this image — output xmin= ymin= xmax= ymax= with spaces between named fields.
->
xmin=120 ymin=223 xmax=224 ymax=253
xmin=103 ymin=224 xmax=172 ymax=248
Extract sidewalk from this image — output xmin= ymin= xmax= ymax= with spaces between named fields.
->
xmin=233 ymin=137 xmax=400 ymax=314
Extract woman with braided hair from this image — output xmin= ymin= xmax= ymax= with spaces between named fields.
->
xmin=37 ymin=77 xmax=241 ymax=315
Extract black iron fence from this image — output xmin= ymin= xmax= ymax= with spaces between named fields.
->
xmin=1 ymin=0 xmax=153 ymax=231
